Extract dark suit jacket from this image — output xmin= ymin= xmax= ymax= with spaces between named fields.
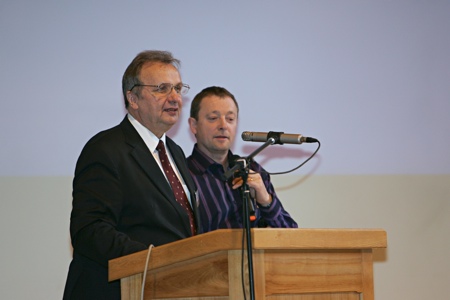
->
xmin=63 ymin=116 xmax=200 ymax=299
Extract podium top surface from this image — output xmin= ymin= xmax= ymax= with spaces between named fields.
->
xmin=109 ymin=228 xmax=387 ymax=282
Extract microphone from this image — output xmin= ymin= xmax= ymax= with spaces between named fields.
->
xmin=241 ymin=131 xmax=318 ymax=144
xmin=222 ymin=155 xmax=244 ymax=181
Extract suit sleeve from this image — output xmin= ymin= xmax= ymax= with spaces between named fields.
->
xmin=70 ymin=142 xmax=147 ymax=267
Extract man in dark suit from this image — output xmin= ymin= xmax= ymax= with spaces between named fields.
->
xmin=63 ymin=50 xmax=200 ymax=299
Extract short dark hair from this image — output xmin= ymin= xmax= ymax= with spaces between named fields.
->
xmin=190 ymin=86 xmax=239 ymax=120
xmin=122 ymin=50 xmax=181 ymax=107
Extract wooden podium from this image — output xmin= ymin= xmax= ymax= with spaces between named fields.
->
xmin=109 ymin=228 xmax=387 ymax=300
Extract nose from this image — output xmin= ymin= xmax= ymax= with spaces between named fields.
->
xmin=167 ymin=87 xmax=182 ymax=103
xmin=218 ymin=117 xmax=228 ymax=129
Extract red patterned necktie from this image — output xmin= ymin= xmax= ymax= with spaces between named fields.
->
xmin=157 ymin=140 xmax=196 ymax=235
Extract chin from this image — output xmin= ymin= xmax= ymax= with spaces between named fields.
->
xmin=215 ymin=145 xmax=230 ymax=152
xmin=165 ymin=116 xmax=179 ymax=124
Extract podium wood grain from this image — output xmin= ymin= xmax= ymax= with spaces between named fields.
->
xmin=109 ymin=228 xmax=386 ymax=300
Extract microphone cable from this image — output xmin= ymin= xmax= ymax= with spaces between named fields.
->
xmin=141 ymin=244 xmax=155 ymax=300
xmin=261 ymin=140 xmax=321 ymax=176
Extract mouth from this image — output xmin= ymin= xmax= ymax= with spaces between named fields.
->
xmin=214 ymin=135 xmax=229 ymax=140
xmin=163 ymin=107 xmax=179 ymax=115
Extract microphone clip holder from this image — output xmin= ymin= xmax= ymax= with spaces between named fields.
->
xmin=267 ymin=131 xmax=285 ymax=145
xmin=224 ymin=138 xmax=275 ymax=300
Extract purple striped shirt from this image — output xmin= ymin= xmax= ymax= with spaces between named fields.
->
xmin=187 ymin=145 xmax=298 ymax=233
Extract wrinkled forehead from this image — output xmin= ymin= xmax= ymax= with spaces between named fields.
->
xmin=139 ymin=62 xmax=181 ymax=83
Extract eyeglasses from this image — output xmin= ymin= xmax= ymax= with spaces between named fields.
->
xmin=130 ymin=83 xmax=190 ymax=95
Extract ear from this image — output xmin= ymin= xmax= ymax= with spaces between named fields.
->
xmin=188 ymin=117 xmax=197 ymax=135
xmin=126 ymin=91 xmax=138 ymax=109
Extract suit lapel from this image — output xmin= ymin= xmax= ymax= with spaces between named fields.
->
xmin=166 ymin=138 xmax=196 ymax=195
xmin=120 ymin=117 xmax=195 ymax=234
xmin=119 ymin=118 xmax=175 ymax=201
xmin=166 ymin=137 xmax=202 ymax=233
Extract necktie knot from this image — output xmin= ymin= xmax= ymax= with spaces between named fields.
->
xmin=157 ymin=140 xmax=168 ymax=164
xmin=156 ymin=140 xmax=165 ymax=154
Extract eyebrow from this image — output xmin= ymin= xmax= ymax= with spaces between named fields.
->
xmin=208 ymin=110 xmax=236 ymax=115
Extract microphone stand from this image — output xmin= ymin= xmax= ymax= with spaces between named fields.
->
xmin=226 ymin=138 xmax=275 ymax=300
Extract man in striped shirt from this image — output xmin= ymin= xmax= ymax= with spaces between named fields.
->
xmin=187 ymin=86 xmax=298 ymax=233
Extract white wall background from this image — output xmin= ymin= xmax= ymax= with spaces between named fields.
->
xmin=1 ymin=1 xmax=449 ymax=299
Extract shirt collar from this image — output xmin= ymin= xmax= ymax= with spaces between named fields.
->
xmin=127 ymin=113 xmax=166 ymax=152
xmin=190 ymin=144 xmax=236 ymax=175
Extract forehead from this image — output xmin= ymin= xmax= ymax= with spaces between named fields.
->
xmin=139 ymin=62 xmax=181 ymax=82
xmin=200 ymin=95 xmax=238 ymax=114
